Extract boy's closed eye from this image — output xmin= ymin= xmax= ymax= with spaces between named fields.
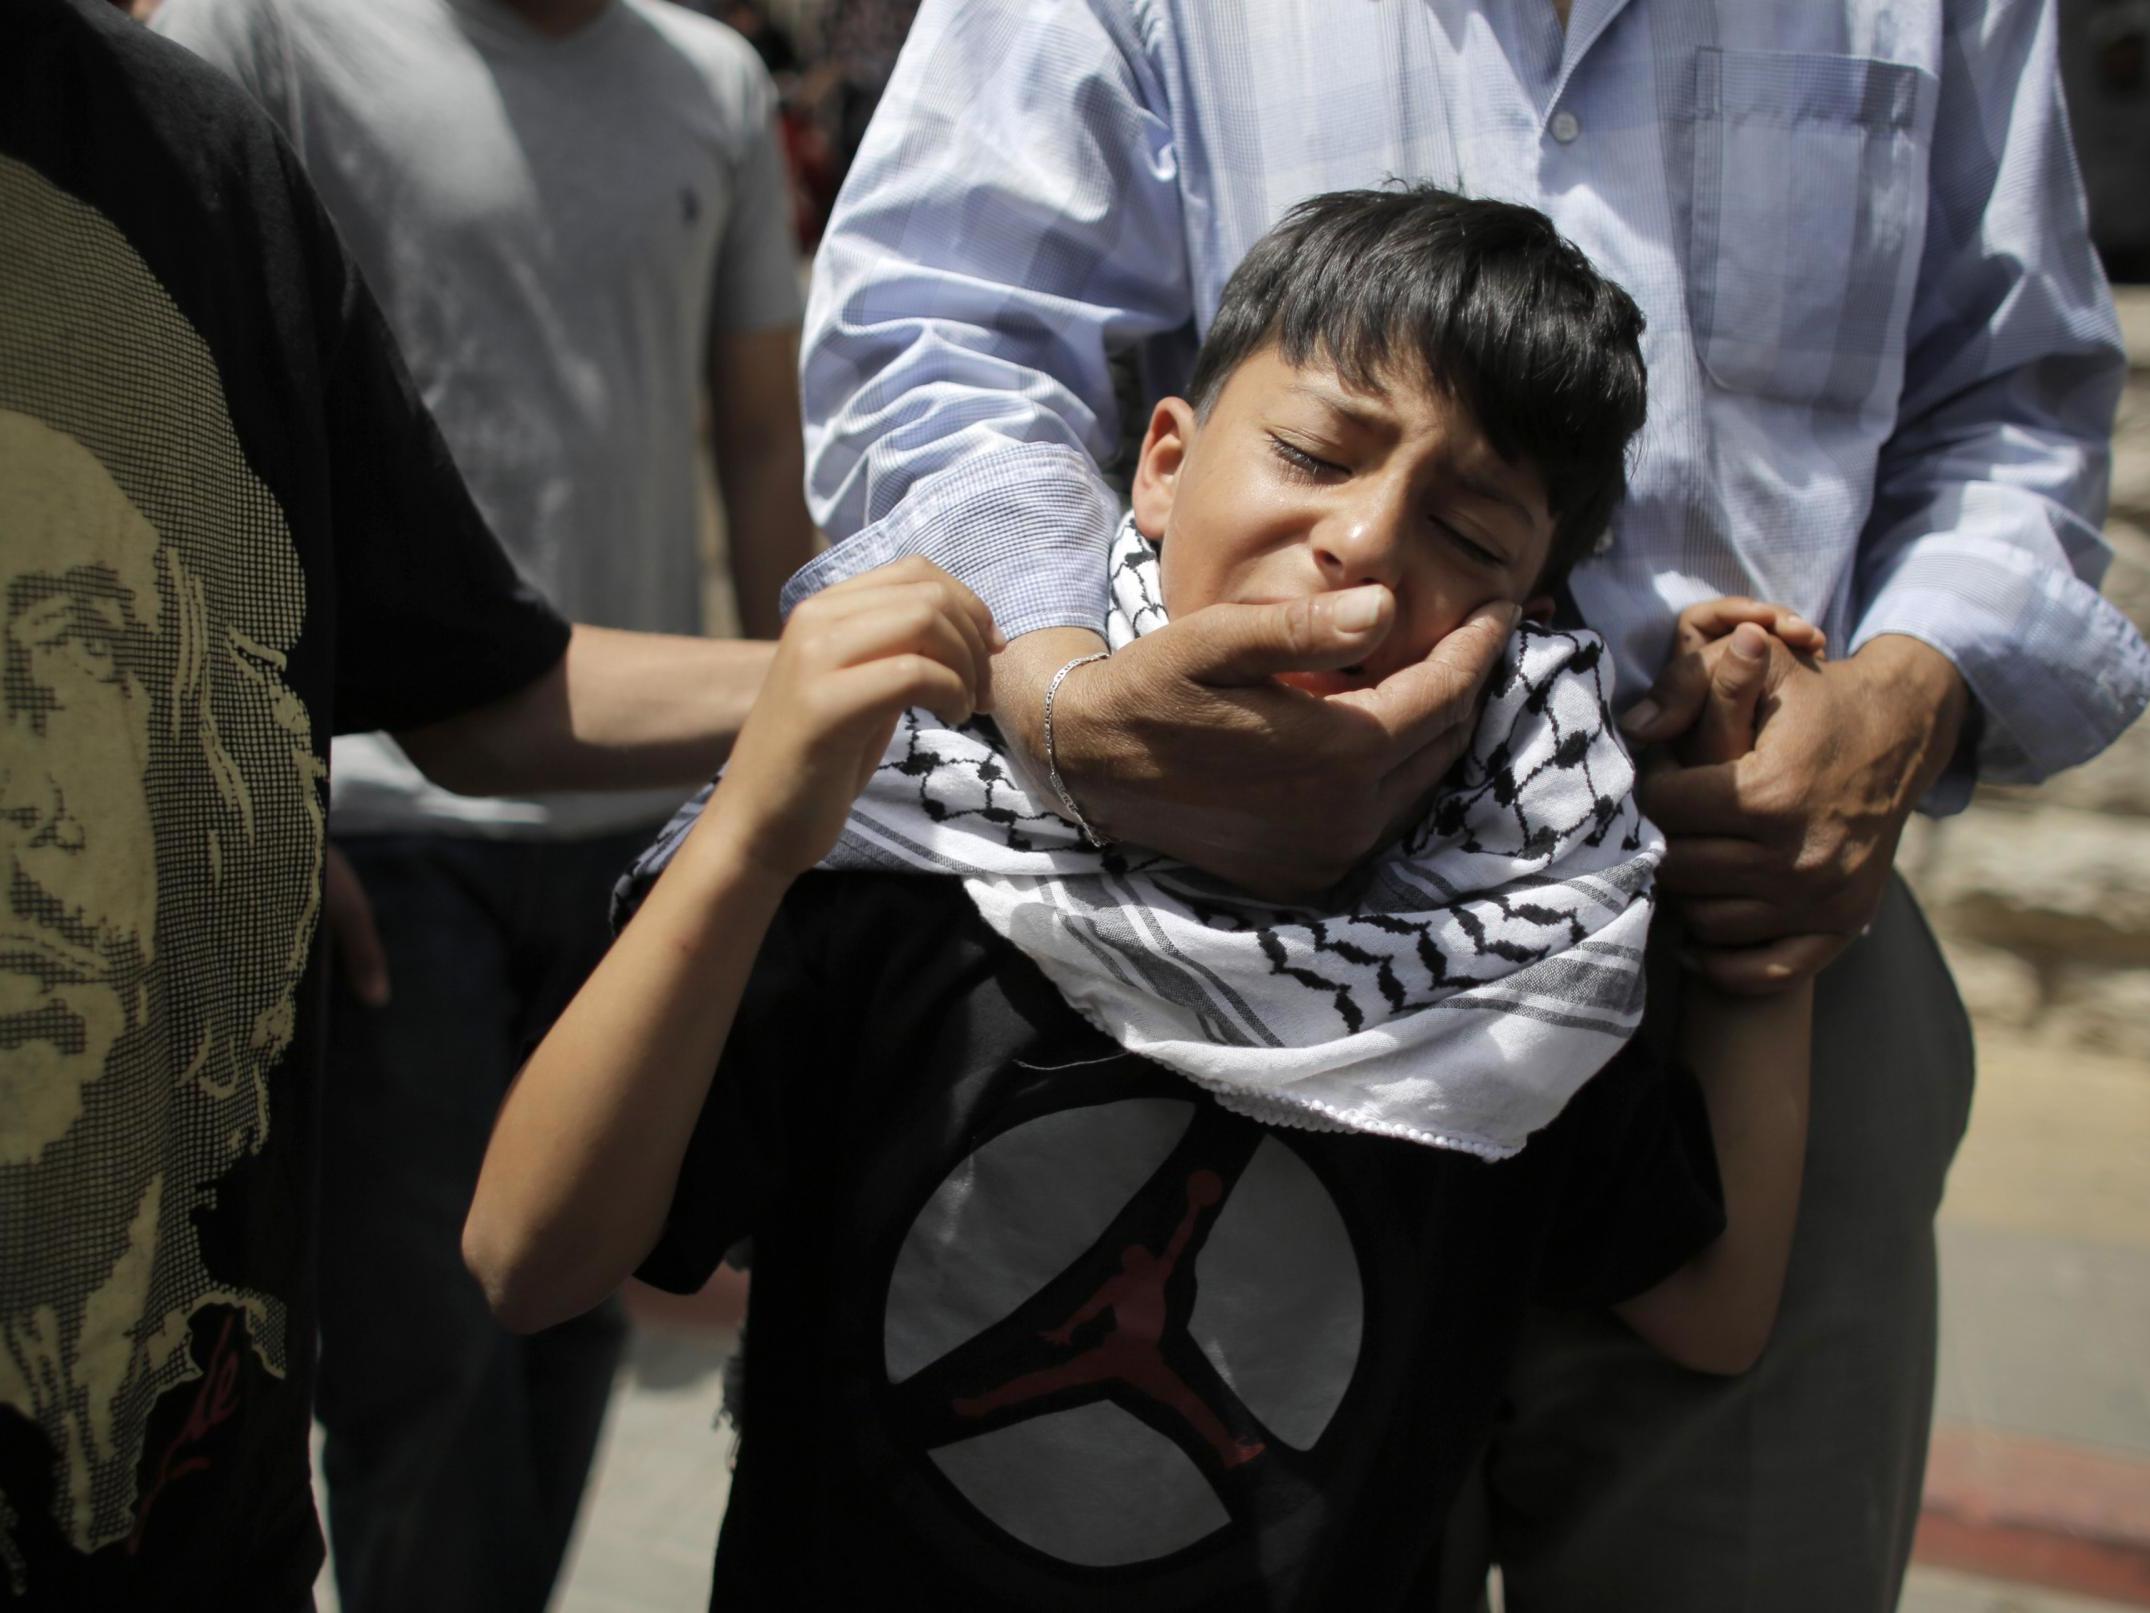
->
xmin=1267 ymin=433 xmax=1344 ymax=481
xmin=1435 ymin=518 xmax=1510 ymax=570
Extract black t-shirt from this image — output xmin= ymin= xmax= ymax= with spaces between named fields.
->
xmin=637 ymin=873 xmax=1724 ymax=1612
xmin=0 ymin=3 xmax=569 ymax=1605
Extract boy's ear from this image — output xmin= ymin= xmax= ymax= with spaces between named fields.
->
xmin=1131 ymin=397 xmax=1198 ymax=540
xmin=1522 ymin=593 xmax=1557 ymax=625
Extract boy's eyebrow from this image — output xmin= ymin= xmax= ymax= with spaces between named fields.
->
xmin=1286 ymin=380 xmax=1390 ymax=433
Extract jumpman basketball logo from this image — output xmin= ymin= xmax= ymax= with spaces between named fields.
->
xmin=882 ymin=1097 xmax=1363 ymax=1569
xmin=951 ymin=1167 xmax=1266 ymax=1469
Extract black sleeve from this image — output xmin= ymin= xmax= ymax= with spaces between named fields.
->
xmin=633 ymin=886 xmax=828 ymax=1296
xmin=1531 ymin=1030 xmax=1726 ymax=1309
xmin=311 ymin=203 xmax=571 ymax=736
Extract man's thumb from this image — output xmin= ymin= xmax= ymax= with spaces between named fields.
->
xmin=1176 ymin=587 xmax=1394 ymax=685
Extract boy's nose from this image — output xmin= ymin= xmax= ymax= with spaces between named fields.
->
xmin=1312 ymin=507 xmax=1408 ymax=591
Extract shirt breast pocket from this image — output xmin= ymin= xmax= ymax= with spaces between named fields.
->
xmin=1687 ymin=47 xmax=1937 ymax=412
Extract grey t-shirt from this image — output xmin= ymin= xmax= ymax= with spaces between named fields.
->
xmin=158 ymin=0 xmax=804 ymax=836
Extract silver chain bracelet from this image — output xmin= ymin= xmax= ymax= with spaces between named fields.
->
xmin=1043 ymin=650 xmax=1113 ymax=849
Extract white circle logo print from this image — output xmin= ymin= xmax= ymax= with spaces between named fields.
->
xmin=882 ymin=1098 xmax=1365 ymax=1568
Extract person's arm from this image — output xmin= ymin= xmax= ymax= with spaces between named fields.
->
xmin=1853 ymin=0 xmax=2142 ymax=794
xmin=710 ymin=325 xmax=816 ymax=639
xmin=392 ymin=625 xmax=773 ymax=797
xmin=797 ymin=0 xmax=1175 ymax=637
xmin=796 ymin=0 xmax=1171 ymax=820
xmin=1616 ymin=977 xmax=1812 ymax=1375
xmin=463 ymin=559 xmax=997 ymax=1333
xmin=702 ymin=53 xmax=819 ymax=638
xmin=1617 ymin=622 xmax=1811 ymax=1373
xmin=1624 ymin=1 xmax=2149 ymax=990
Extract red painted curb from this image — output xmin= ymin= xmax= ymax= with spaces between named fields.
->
xmin=1915 ymin=1513 xmax=2150 ymax=1607
xmin=1916 ymin=1423 xmax=2150 ymax=1608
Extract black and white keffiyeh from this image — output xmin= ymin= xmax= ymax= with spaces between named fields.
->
xmin=627 ymin=519 xmax=1663 ymax=1160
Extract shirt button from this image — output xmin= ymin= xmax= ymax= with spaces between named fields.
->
xmin=1550 ymin=109 xmax=1581 ymax=143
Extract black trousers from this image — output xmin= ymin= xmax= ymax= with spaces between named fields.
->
xmin=313 ymin=828 xmax=654 ymax=1613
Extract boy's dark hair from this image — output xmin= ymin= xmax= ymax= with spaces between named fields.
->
xmin=1187 ymin=185 xmax=1648 ymax=584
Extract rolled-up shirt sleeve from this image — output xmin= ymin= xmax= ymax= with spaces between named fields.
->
xmin=1852 ymin=0 xmax=2149 ymax=807
xmin=791 ymin=0 xmax=1191 ymax=638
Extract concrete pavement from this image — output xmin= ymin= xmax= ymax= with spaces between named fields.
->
xmin=1915 ymin=1022 xmax=2150 ymax=1607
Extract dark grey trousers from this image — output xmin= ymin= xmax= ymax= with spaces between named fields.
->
xmin=1441 ymin=875 xmax=1976 ymax=1611
xmin=314 ymin=829 xmax=652 ymax=1613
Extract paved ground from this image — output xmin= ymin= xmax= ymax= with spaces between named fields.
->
xmin=551 ymin=1327 xmax=737 ymax=1613
xmin=1934 ymin=1028 xmax=2150 ymax=1460
xmin=1917 ymin=1024 xmax=2150 ymax=1609
xmin=1901 ymin=1570 xmax=2147 ymax=1613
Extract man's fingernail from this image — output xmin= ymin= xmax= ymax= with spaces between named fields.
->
xmin=1619 ymin=698 xmax=1660 ymax=732
xmin=1333 ymin=588 xmax=1384 ymax=633
xmin=1731 ymin=628 xmax=1768 ymax=662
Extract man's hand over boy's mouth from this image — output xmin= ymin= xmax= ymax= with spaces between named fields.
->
xmin=994 ymin=591 xmax=1518 ymax=901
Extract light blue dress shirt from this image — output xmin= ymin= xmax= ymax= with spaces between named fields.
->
xmin=795 ymin=0 xmax=2150 ymax=804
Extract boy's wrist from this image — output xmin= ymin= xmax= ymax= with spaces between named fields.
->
xmin=668 ymin=808 xmax=801 ymax=919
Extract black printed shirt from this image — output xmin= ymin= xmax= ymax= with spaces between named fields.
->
xmin=0 ymin=3 xmax=567 ymax=1604
xmin=637 ymin=873 xmax=1723 ymax=1612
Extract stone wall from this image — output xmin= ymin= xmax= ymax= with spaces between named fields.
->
xmin=1899 ymin=289 xmax=2150 ymax=1052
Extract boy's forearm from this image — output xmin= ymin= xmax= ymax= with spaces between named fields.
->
xmin=463 ymin=807 xmax=788 ymax=1332
xmin=1616 ymin=978 xmax=1813 ymax=1374
xmin=396 ymin=626 xmax=773 ymax=797
xmin=461 ymin=557 xmax=1000 ymax=1330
